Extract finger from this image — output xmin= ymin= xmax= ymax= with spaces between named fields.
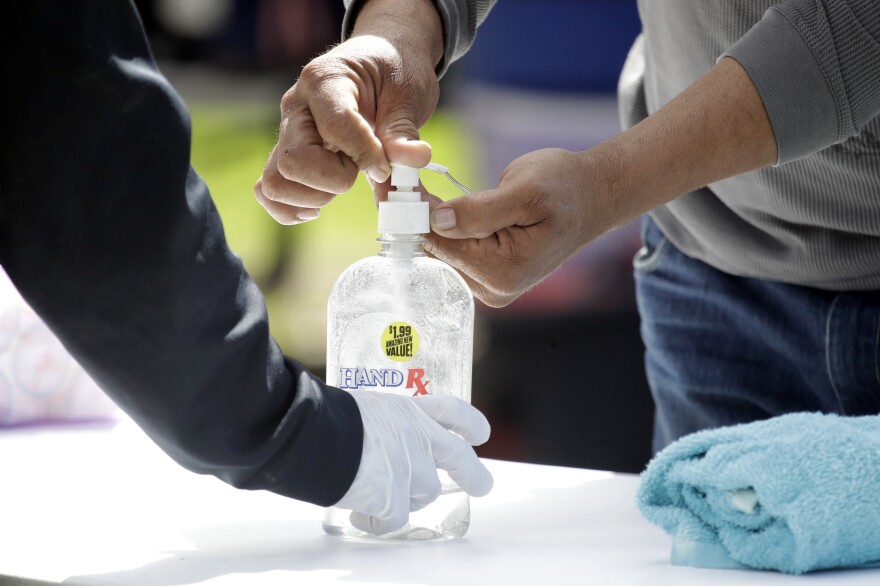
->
xmin=409 ymin=458 xmax=442 ymax=512
xmin=368 ymin=175 xmax=390 ymax=206
xmin=424 ymin=232 xmax=528 ymax=307
xmin=423 ymin=246 xmax=512 ymax=307
xmin=413 ymin=395 xmax=491 ymax=445
xmin=429 ymin=189 xmax=533 ymax=239
xmin=430 ymin=433 xmax=494 ymax=498
xmin=260 ymin=147 xmax=337 ymax=209
xmin=276 ymin=89 xmax=362 ymax=193
xmin=378 ymin=132 xmax=431 ymax=171
xmin=347 ymin=424 xmax=412 ymax=536
xmin=348 ymin=467 xmax=410 ymax=536
xmin=375 ymin=95 xmax=434 ymax=169
xmin=305 ymin=75 xmax=392 ymax=182
xmin=349 ymin=509 xmax=409 ymax=536
xmin=254 ymin=179 xmax=320 ymax=225
xmin=277 ymin=141 xmax=360 ymax=195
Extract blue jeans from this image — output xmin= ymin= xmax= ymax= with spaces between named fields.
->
xmin=635 ymin=216 xmax=880 ymax=453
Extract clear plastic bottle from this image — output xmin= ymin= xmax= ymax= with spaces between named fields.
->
xmin=323 ymin=163 xmax=475 ymax=541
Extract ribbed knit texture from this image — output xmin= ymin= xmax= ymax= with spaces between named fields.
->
xmin=635 ymin=0 xmax=880 ymax=290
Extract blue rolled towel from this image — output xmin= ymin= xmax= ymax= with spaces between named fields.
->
xmin=637 ymin=412 xmax=880 ymax=574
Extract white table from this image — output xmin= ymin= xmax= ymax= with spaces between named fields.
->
xmin=1 ymin=421 xmax=878 ymax=585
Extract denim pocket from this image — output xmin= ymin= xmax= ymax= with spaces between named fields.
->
xmin=633 ymin=216 xmax=669 ymax=273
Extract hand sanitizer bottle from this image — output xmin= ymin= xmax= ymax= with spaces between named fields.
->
xmin=323 ymin=163 xmax=475 ymax=540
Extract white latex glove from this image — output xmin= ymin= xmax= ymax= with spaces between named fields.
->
xmin=334 ymin=391 xmax=494 ymax=535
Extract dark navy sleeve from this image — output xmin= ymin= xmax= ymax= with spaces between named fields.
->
xmin=0 ymin=1 xmax=362 ymax=506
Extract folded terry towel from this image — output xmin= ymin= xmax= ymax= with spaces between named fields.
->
xmin=638 ymin=412 xmax=880 ymax=574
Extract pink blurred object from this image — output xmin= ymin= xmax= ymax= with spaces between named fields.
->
xmin=0 ymin=269 xmax=119 ymax=427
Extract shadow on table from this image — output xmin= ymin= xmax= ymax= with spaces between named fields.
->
xmin=61 ymin=478 xmax=663 ymax=585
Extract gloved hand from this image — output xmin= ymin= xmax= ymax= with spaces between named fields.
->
xmin=334 ymin=391 xmax=493 ymax=535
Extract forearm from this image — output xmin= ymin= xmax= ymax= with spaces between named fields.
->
xmin=343 ymin=0 xmax=496 ymax=76
xmin=598 ymin=0 xmax=880 ymax=234
xmin=350 ymin=0 xmax=443 ymax=70
xmin=590 ymin=57 xmax=777 ymax=232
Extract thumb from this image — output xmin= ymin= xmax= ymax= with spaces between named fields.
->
xmin=376 ymin=110 xmax=432 ymax=169
xmin=429 ymin=189 xmax=523 ymax=239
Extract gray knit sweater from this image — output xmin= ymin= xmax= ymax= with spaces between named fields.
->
xmin=344 ymin=1 xmax=880 ymax=290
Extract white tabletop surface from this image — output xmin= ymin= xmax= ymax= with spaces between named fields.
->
xmin=1 ymin=420 xmax=879 ymax=585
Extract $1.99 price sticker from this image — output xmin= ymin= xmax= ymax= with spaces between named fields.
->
xmin=382 ymin=322 xmax=419 ymax=362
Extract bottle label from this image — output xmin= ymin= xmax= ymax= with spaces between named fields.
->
xmin=381 ymin=321 xmax=420 ymax=362
xmin=336 ymin=320 xmax=430 ymax=396
xmin=336 ymin=366 xmax=430 ymax=395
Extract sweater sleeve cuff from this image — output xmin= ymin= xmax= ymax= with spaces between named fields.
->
xmin=723 ymin=7 xmax=839 ymax=165
xmin=341 ymin=0 xmax=461 ymax=78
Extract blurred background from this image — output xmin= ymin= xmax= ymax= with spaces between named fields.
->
xmin=136 ymin=0 xmax=654 ymax=473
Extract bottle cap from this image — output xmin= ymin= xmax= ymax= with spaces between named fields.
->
xmin=378 ymin=164 xmax=430 ymax=234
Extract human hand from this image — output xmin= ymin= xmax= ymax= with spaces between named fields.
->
xmin=334 ymin=391 xmax=493 ymax=535
xmin=254 ymin=0 xmax=443 ymax=224
xmin=425 ymin=56 xmax=779 ymax=308
xmin=425 ymin=148 xmax=620 ymax=307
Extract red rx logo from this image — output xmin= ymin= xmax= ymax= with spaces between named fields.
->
xmin=406 ymin=368 xmax=429 ymax=396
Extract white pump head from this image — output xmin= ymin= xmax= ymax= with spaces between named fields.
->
xmin=377 ymin=163 xmax=430 ymax=234
xmin=390 ymin=163 xmax=420 ymax=190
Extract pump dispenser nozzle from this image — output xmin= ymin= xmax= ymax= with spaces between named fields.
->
xmin=425 ymin=162 xmax=472 ymax=194
xmin=390 ymin=163 xmax=420 ymax=191
xmin=377 ymin=164 xmax=430 ymax=234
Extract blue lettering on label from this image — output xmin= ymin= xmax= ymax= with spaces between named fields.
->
xmin=338 ymin=368 xmax=404 ymax=390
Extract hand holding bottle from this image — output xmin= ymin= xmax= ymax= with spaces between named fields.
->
xmin=425 ymin=148 xmax=609 ymax=308
xmin=334 ymin=391 xmax=493 ymax=535
xmin=426 ymin=55 xmax=778 ymax=308
xmin=254 ymin=0 xmax=444 ymax=225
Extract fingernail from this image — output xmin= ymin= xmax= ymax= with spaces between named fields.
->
xmin=431 ymin=208 xmax=456 ymax=231
xmin=296 ymin=209 xmax=319 ymax=222
xmin=365 ymin=165 xmax=390 ymax=183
